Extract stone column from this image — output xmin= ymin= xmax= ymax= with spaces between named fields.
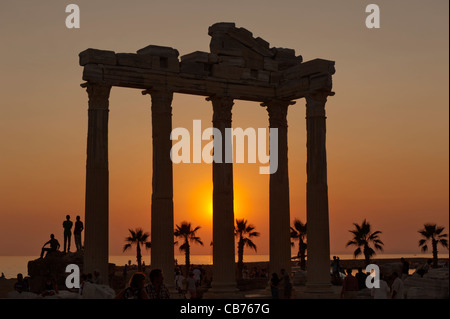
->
xmin=83 ymin=83 xmax=111 ymax=283
xmin=263 ymin=100 xmax=293 ymax=277
xmin=143 ymin=89 xmax=175 ymax=289
xmin=305 ymin=92 xmax=332 ymax=293
xmin=207 ymin=95 xmax=238 ymax=296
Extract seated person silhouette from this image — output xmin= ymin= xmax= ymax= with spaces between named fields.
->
xmin=40 ymin=234 xmax=60 ymax=258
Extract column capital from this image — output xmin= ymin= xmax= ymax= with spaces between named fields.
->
xmin=261 ymin=100 xmax=294 ymax=128
xmin=208 ymin=95 xmax=234 ymax=124
xmin=305 ymin=92 xmax=331 ymax=118
xmin=143 ymin=89 xmax=173 ymax=115
xmin=84 ymin=83 xmax=111 ymax=110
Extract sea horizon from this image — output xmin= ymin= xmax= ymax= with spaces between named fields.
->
xmin=0 ymin=252 xmax=448 ymax=280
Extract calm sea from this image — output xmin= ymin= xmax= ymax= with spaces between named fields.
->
xmin=0 ymin=253 xmax=447 ymax=279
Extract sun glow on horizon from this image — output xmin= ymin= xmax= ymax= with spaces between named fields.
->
xmin=188 ymin=181 xmax=249 ymax=225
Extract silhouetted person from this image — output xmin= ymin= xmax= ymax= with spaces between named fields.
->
xmin=79 ymin=274 xmax=87 ymax=295
xmin=400 ymin=257 xmax=410 ymax=278
xmin=186 ymin=272 xmax=197 ymax=299
xmin=270 ymin=273 xmax=281 ymax=299
xmin=283 ymin=273 xmax=293 ymax=299
xmin=391 ymin=272 xmax=405 ymax=299
xmin=145 ymin=269 xmax=170 ymax=299
xmin=115 ymin=272 xmax=149 ymax=299
xmin=331 ymin=256 xmax=341 ymax=282
xmin=417 ymin=259 xmax=432 ymax=277
xmin=341 ymin=269 xmax=359 ymax=299
xmin=355 ymin=267 xmax=368 ymax=290
xmin=93 ymin=270 xmax=102 ymax=284
xmin=74 ymin=215 xmax=84 ymax=252
xmin=14 ymin=273 xmax=28 ymax=293
xmin=62 ymin=215 xmax=73 ymax=253
xmin=371 ymin=274 xmax=390 ymax=299
xmin=40 ymin=234 xmax=60 ymax=258
xmin=123 ymin=264 xmax=128 ymax=281
xmin=41 ymin=275 xmax=58 ymax=297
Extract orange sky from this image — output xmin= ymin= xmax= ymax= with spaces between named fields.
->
xmin=0 ymin=0 xmax=448 ymax=257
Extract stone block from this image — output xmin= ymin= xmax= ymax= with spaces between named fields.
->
xmin=210 ymin=35 xmax=245 ymax=56
xmin=277 ymin=58 xmax=302 ymax=71
xmin=116 ymin=53 xmax=153 ymax=69
xmin=152 ymin=56 xmax=179 ymax=72
xmin=228 ymin=27 xmax=256 ymax=49
xmin=218 ymin=56 xmax=246 ymax=67
xmin=263 ymin=58 xmax=278 ymax=72
xmin=299 ymin=59 xmax=335 ymax=75
xmin=251 ymin=44 xmax=275 ymax=58
xmin=211 ymin=64 xmax=244 ymax=80
xmin=180 ymin=61 xmax=210 ymax=76
xmin=208 ymin=22 xmax=236 ymax=36
xmin=181 ymin=51 xmax=218 ymax=64
xmin=79 ymin=49 xmax=116 ymax=66
xmin=241 ymin=69 xmax=270 ymax=83
xmin=257 ymin=70 xmax=270 ymax=82
xmin=181 ymin=51 xmax=210 ymax=63
xmin=269 ymin=71 xmax=282 ymax=84
xmin=255 ymin=37 xmax=270 ymax=49
xmin=137 ymin=45 xmax=179 ymax=58
xmin=272 ymin=47 xmax=296 ymax=59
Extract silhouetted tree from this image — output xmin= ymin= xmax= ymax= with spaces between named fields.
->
xmin=418 ymin=223 xmax=449 ymax=268
xmin=290 ymin=219 xmax=307 ymax=270
xmin=123 ymin=228 xmax=151 ymax=271
xmin=346 ymin=219 xmax=384 ymax=265
xmin=235 ymin=219 xmax=260 ymax=279
xmin=174 ymin=222 xmax=204 ymax=276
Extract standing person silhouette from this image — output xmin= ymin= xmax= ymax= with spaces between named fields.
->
xmin=74 ymin=216 xmax=84 ymax=252
xmin=145 ymin=269 xmax=170 ymax=299
xmin=62 ymin=215 xmax=73 ymax=253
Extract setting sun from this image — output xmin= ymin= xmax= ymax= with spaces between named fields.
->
xmin=188 ymin=181 xmax=248 ymax=224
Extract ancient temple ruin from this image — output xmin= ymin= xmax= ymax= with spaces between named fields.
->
xmin=79 ymin=22 xmax=335 ymax=296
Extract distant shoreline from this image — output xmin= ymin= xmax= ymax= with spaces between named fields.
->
xmin=0 ymin=255 xmax=448 ymax=280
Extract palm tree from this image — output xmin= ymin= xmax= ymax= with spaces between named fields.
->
xmin=123 ymin=228 xmax=151 ymax=271
xmin=346 ymin=219 xmax=384 ymax=265
xmin=174 ymin=222 xmax=204 ymax=276
xmin=235 ymin=219 xmax=260 ymax=279
xmin=418 ymin=223 xmax=449 ymax=268
xmin=290 ymin=219 xmax=307 ymax=270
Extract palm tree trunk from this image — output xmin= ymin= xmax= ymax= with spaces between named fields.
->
xmin=137 ymin=244 xmax=142 ymax=271
xmin=299 ymin=240 xmax=306 ymax=271
xmin=432 ymin=239 xmax=438 ymax=268
xmin=238 ymin=239 xmax=244 ymax=279
xmin=364 ymin=248 xmax=370 ymax=266
xmin=185 ymin=239 xmax=190 ymax=277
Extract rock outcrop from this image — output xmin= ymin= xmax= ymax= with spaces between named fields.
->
xmin=27 ymin=251 xmax=115 ymax=294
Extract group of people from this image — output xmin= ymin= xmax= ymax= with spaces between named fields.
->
xmin=331 ymin=256 xmax=344 ymax=282
xmin=173 ymin=265 xmax=205 ymax=299
xmin=341 ymin=268 xmax=406 ymax=299
xmin=270 ymin=268 xmax=292 ymax=299
xmin=40 ymin=215 xmax=84 ymax=258
xmin=340 ymin=257 xmax=413 ymax=299
xmin=116 ymin=269 xmax=170 ymax=299
xmin=242 ymin=266 xmax=268 ymax=280
xmin=13 ymin=273 xmax=59 ymax=297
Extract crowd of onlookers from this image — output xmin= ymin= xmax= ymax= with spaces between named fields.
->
xmin=339 ymin=257 xmax=437 ymax=299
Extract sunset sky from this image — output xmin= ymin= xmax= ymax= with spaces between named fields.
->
xmin=0 ymin=0 xmax=448 ymax=258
